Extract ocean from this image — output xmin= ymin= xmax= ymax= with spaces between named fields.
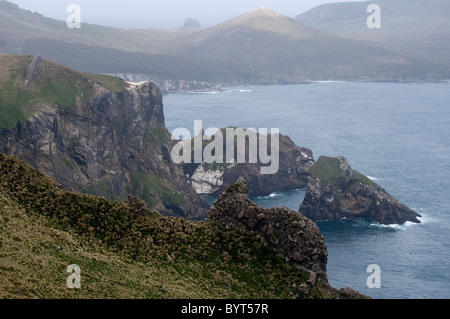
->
xmin=164 ymin=82 xmax=450 ymax=299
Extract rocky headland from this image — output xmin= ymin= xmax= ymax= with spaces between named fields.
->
xmin=0 ymin=54 xmax=209 ymax=219
xmin=299 ymin=156 xmax=421 ymax=225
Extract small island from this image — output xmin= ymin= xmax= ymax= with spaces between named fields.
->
xmin=299 ymin=156 xmax=421 ymax=225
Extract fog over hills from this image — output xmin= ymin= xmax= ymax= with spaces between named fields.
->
xmin=0 ymin=0 xmax=448 ymax=84
xmin=296 ymin=0 xmax=450 ymax=64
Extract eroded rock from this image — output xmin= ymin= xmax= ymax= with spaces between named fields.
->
xmin=208 ymin=177 xmax=328 ymax=280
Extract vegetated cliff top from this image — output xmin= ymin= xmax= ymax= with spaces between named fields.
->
xmin=309 ymin=156 xmax=375 ymax=188
xmin=0 ymin=152 xmax=367 ymax=299
xmin=0 ymin=53 xmax=127 ymax=128
xmin=301 ymin=156 xmax=421 ymax=225
xmin=0 ymin=53 xmax=209 ymax=220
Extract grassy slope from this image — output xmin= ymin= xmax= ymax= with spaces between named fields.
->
xmin=0 ymin=0 xmax=183 ymax=53
xmin=0 ymin=152 xmax=340 ymax=299
xmin=310 ymin=156 xmax=375 ymax=188
xmin=0 ymin=54 xmax=127 ymax=128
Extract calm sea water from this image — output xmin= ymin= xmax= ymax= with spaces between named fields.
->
xmin=164 ymin=82 xmax=450 ymax=299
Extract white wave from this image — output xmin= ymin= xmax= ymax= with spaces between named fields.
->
xmin=367 ymin=176 xmax=379 ymax=181
xmin=313 ymin=81 xmax=346 ymax=84
xmin=269 ymin=192 xmax=281 ymax=198
xmin=200 ymin=91 xmax=222 ymax=94
xmin=187 ymin=91 xmax=224 ymax=95
xmin=413 ymin=212 xmax=437 ymax=225
xmin=369 ymin=219 xmax=419 ymax=230
xmin=222 ymin=88 xmax=252 ymax=93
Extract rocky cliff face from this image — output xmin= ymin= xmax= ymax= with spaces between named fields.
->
xmin=299 ymin=156 xmax=421 ymax=225
xmin=0 ymin=66 xmax=209 ymax=219
xmin=185 ymin=133 xmax=315 ymax=197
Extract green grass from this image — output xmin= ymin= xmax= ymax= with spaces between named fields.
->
xmin=85 ymin=74 xmax=127 ymax=93
xmin=352 ymin=170 xmax=377 ymax=187
xmin=310 ymin=156 xmax=377 ymax=188
xmin=130 ymin=171 xmax=185 ymax=207
xmin=150 ymin=127 xmax=170 ymax=146
xmin=309 ymin=157 xmax=343 ymax=186
xmin=57 ymin=153 xmax=74 ymax=170
xmin=0 ymin=152 xmax=342 ymax=299
xmin=0 ymin=54 xmax=128 ymax=129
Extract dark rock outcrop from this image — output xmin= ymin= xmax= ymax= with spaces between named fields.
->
xmin=209 ymin=177 xmax=371 ymax=299
xmin=209 ymin=177 xmax=328 ymax=280
xmin=24 ymin=53 xmax=43 ymax=86
xmin=186 ymin=131 xmax=315 ymax=197
xmin=178 ymin=18 xmax=202 ymax=30
xmin=299 ymin=156 xmax=421 ymax=225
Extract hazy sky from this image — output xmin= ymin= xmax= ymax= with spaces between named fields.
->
xmin=8 ymin=0 xmax=365 ymax=29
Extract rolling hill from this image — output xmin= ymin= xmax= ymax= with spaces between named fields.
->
xmin=296 ymin=0 xmax=450 ymax=65
xmin=0 ymin=0 xmax=448 ymax=83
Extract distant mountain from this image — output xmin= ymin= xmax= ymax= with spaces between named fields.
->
xmin=0 ymin=0 xmax=448 ymax=83
xmin=177 ymin=18 xmax=202 ymax=30
xmin=296 ymin=0 xmax=450 ymax=64
xmin=0 ymin=1 xmax=207 ymax=81
xmin=174 ymin=8 xmax=449 ymax=82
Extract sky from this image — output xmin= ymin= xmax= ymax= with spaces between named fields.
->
xmin=7 ymin=0 xmax=365 ymax=29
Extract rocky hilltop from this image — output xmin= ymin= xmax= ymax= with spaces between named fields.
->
xmin=299 ymin=156 xmax=421 ymax=225
xmin=184 ymin=130 xmax=315 ymax=197
xmin=0 ymin=54 xmax=208 ymax=219
xmin=209 ymin=178 xmax=328 ymax=279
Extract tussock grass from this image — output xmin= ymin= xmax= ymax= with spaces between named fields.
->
xmin=0 ymin=152 xmax=334 ymax=299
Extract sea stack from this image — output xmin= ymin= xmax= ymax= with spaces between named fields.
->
xmin=299 ymin=156 xmax=421 ymax=225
